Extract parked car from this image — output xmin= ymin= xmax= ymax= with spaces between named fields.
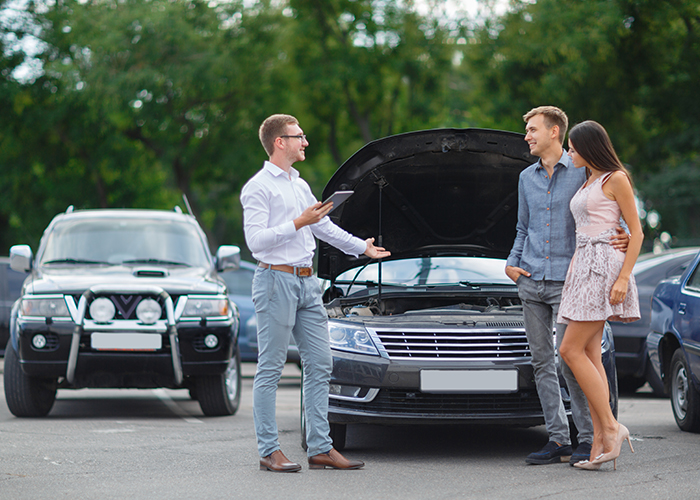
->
xmin=302 ymin=128 xmax=618 ymax=450
xmin=610 ymin=247 xmax=699 ymax=395
xmin=647 ymin=249 xmax=700 ymax=432
xmin=219 ymin=260 xmax=299 ymax=363
xmin=4 ymin=207 xmax=241 ymax=418
xmin=0 ymin=257 xmax=26 ymax=355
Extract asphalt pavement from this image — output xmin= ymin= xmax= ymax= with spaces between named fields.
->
xmin=1 ymin=361 xmax=699 ymax=499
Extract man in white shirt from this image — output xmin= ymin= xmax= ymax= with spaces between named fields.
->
xmin=241 ymin=114 xmax=390 ymax=472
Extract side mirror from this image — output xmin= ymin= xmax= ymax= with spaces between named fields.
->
xmin=10 ymin=245 xmax=33 ymax=273
xmin=216 ymin=245 xmax=241 ymax=272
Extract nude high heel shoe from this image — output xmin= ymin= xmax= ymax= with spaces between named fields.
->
xmin=591 ymin=424 xmax=634 ymax=469
xmin=573 ymin=460 xmax=601 ymax=471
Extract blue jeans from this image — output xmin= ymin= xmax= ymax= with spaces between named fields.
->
xmin=252 ymin=267 xmax=333 ymax=457
xmin=517 ymin=276 xmax=594 ymax=445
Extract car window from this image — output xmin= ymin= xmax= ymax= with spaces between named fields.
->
xmin=685 ymin=263 xmax=700 ymax=292
xmin=40 ymin=218 xmax=211 ymax=267
xmin=636 ymin=254 xmax=697 ymax=287
xmin=221 ymin=268 xmax=254 ymax=295
xmin=335 ymin=257 xmax=511 ymax=286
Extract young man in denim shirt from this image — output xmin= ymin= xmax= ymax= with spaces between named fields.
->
xmin=506 ymin=106 xmax=628 ymax=465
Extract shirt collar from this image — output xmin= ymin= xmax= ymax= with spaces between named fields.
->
xmin=535 ymin=149 xmax=572 ymax=171
xmin=264 ymin=160 xmax=299 ymax=181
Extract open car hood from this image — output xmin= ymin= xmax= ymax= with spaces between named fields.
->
xmin=318 ymin=128 xmax=535 ymax=281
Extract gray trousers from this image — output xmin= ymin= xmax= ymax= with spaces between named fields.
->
xmin=252 ymin=267 xmax=334 ymax=457
xmin=517 ymin=276 xmax=594 ymax=445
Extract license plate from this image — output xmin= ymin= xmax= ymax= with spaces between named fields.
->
xmin=91 ymin=333 xmax=162 ymax=351
xmin=420 ymin=370 xmax=518 ymax=393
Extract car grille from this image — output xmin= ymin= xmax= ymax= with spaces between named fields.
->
xmin=372 ymin=327 xmax=530 ymax=361
xmin=331 ymin=388 xmax=559 ymax=416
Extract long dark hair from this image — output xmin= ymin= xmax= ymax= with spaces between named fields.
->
xmin=569 ymin=120 xmax=631 ymax=181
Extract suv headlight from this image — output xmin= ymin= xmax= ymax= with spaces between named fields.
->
xmin=20 ymin=297 xmax=70 ymax=318
xmin=182 ymin=296 xmax=230 ymax=318
xmin=328 ymin=322 xmax=379 ymax=356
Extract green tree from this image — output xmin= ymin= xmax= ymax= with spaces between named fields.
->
xmin=459 ymin=0 xmax=700 ymax=242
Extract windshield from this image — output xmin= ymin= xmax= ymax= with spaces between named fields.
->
xmin=40 ymin=218 xmax=211 ymax=267
xmin=335 ymin=257 xmax=512 ymax=287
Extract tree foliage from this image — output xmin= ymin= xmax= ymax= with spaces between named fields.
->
xmin=459 ymin=0 xmax=700 ymax=242
xmin=2 ymin=0 xmax=700 ymax=255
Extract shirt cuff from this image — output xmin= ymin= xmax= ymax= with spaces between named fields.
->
xmin=282 ymin=220 xmax=297 ymax=237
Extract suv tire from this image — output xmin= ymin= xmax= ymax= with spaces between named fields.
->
xmin=670 ymin=349 xmax=700 ymax=432
xmin=4 ymin=340 xmax=57 ymax=417
xmin=195 ymin=350 xmax=241 ymax=416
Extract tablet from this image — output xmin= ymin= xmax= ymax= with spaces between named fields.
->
xmin=321 ymin=190 xmax=354 ymax=213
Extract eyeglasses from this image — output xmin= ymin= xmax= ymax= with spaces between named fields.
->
xmin=280 ymin=134 xmax=307 ymax=141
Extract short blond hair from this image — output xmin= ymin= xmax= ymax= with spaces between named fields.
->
xmin=523 ymin=106 xmax=568 ymax=145
xmin=259 ymin=114 xmax=299 ymax=156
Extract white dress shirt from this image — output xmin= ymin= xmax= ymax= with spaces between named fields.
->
xmin=241 ymin=161 xmax=367 ymax=267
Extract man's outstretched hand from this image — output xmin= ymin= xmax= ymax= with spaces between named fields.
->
xmin=364 ymin=238 xmax=391 ymax=259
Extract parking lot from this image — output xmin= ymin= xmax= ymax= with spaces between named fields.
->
xmin=1 ymin=360 xmax=699 ymax=499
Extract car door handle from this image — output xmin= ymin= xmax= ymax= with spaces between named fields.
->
xmin=679 ymin=303 xmax=687 ymax=315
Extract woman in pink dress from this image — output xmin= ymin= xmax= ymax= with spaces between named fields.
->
xmin=557 ymin=121 xmax=643 ymax=470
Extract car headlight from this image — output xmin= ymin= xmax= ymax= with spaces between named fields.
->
xmin=20 ymin=297 xmax=70 ymax=318
xmin=182 ymin=296 xmax=230 ymax=318
xmin=328 ymin=322 xmax=379 ymax=356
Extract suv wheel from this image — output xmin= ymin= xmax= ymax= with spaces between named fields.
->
xmin=3 ymin=340 xmax=57 ymax=417
xmin=195 ymin=350 xmax=241 ymax=416
xmin=670 ymin=349 xmax=700 ymax=432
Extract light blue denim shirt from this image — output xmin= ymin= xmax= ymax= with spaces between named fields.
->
xmin=506 ymin=151 xmax=586 ymax=281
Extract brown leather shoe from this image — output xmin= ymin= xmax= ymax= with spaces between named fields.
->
xmin=308 ymin=448 xmax=364 ymax=470
xmin=259 ymin=450 xmax=302 ymax=473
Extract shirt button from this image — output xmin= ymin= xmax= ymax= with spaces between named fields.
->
xmin=546 ymin=223 xmax=550 ymax=226
xmin=546 ymin=207 xmax=550 ymax=210
xmin=548 ymin=191 xmax=551 ymax=194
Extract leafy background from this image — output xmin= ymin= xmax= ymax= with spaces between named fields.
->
xmin=2 ymin=0 xmax=698 ymax=258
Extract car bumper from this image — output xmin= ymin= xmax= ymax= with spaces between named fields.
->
xmin=327 ymin=350 xmax=554 ymax=426
xmin=15 ymin=316 xmax=235 ymax=387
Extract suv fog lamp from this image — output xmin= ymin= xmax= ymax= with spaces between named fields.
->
xmin=32 ymin=334 xmax=47 ymax=349
xmin=204 ymin=334 xmax=219 ymax=349
xmin=136 ymin=298 xmax=162 ymax=324
xmin=90 ymin=297 xmax=116 ymax=323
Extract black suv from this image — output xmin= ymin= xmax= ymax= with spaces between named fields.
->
xmin=5 ymin=207 xmax=241 ymax=418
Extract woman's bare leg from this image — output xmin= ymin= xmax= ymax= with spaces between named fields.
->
xmin=560 ymin=320 xmax=619 ymax=454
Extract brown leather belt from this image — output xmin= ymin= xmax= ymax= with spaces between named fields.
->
xmin=258 ymin=262 xmax=313 ymax=277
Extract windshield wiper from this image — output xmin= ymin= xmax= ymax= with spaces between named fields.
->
xmin=121 ymin=258 xmax=191 ymax=266
xmin=42 ymin=258 xmax=111 ymax=265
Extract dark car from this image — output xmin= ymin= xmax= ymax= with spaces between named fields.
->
xmin=610 ymin=247 xmax=699 ymax=395
xmin=4 ymin=207 xmax=242 ymax=418
xmin=0 ymin=257 xmax=26 ymax=355
xmin=647 ymin=249 xmax=700 ymax=432
xmin=304 ymin=128 xmax=618 ymax=450
xmin=220 ymin=260 xmax=299 ymax=363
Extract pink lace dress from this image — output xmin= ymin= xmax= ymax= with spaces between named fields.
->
xmin=557 ymin=172 xmax=640 ymax=324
